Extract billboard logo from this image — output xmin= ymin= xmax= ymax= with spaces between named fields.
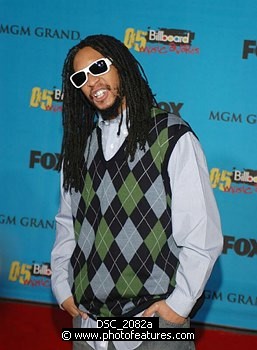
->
xmin=124 ymin=27 xmax=199 ymax=55
xmin=210 ymin=167 xmax=257 ymax=194
xmin=147 ymin=29 xmax=195 ymax=45
xmin=8 ymin=261 xmax=52 ymax=287
xmin=30 ymin=86 xmax=63 ymax=112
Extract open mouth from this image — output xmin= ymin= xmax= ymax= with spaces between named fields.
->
xmin=92 ymin=88 xmax=108 ymax=101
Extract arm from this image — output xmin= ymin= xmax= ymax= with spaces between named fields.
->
xmin=51 ymin=172 xmax=75 ymax=305
xmin=143 ymin=132 xmax=223 ymax=321
xmin=51 ymin=172 xmax=88 ymax=319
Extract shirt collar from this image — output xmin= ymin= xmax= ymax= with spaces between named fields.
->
xmin=98 ymin=110 xmax=127 ymax=129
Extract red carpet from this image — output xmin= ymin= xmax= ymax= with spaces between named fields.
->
xmin=0 ymin=300 xmax=256 ymax=350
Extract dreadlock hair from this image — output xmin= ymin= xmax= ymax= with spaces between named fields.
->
xmin=59 ymin=34 xmax=157 ymax=192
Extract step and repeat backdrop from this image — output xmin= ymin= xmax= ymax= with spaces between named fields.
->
xmin=0 ymin=0 xmax=256 ymax=331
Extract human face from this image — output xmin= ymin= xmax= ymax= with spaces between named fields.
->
xmin=73 ymin=46 xmax=125 ymax=116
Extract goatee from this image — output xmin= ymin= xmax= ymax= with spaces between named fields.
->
xmin=100 ymin=95 xmax=123 ymax=120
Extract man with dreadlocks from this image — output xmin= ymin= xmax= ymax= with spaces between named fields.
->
xmin=51 ymin=34 xmax=223 ymax=350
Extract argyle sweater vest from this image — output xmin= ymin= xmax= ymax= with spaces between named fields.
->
xmin=69 ymin=108 xmax=192 ymax=318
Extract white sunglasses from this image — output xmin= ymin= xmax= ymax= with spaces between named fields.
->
xmin=70 ymin=57 xmax=112 ymax=88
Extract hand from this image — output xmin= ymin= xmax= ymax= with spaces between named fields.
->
xmin=142 ymin=300 xmax=186 ymax=325
xmin=61 ymin=296 xmax=88 ymax=320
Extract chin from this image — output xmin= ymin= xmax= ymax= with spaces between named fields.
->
xmin=99 ymin=96 xmax=122 ymax=120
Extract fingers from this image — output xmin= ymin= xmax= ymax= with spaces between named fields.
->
xmin=142 ymin=303 xmax=160 ymax=317
xmin=78 ymin=311 xmax=89 ymax=320
xmin=143 ymin=301 xmax=187 ymax=324
xmin=143 ymin=300 xmax=184 ymax=320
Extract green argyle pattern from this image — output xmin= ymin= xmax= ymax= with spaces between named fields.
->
xmin=69 ymin=108 xmax=192 ymax=318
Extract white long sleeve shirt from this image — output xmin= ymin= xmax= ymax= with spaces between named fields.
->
xmin=51 ymin=114 xmax=223 ymax=350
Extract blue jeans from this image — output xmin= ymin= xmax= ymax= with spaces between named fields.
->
xmin=73 ymin=316 xmax=195 ymax=350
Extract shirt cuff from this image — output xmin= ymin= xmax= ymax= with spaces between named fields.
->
xmin=51 ymin=279 xmax=72 ymax=309
xmin=165 ymin=287 xmax=196 ymax=318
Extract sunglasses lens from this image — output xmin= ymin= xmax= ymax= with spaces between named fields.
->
xmin=90 ymin=60 xmax=108 ymax=75
xmin=72 ymin=71 xmax=86 ymax=87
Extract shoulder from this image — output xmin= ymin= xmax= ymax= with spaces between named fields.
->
xmin=150 ymin=107 xmax=193 ymax=137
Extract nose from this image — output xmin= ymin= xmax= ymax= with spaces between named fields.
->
xmin=86 ymin=73 xmax=100 ymax=87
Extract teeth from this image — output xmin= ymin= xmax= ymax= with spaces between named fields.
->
xmin=94 ymin=89 xmax=106 ymax=98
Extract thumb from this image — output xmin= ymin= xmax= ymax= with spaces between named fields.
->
xmin=142 ymin=303 xmax=158 ymax=317
xmin=79 ymin=310 xmax=89 ymax=320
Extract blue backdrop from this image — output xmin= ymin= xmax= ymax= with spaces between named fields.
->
xmin=1 ymin=0 xmax=257 ymax=331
